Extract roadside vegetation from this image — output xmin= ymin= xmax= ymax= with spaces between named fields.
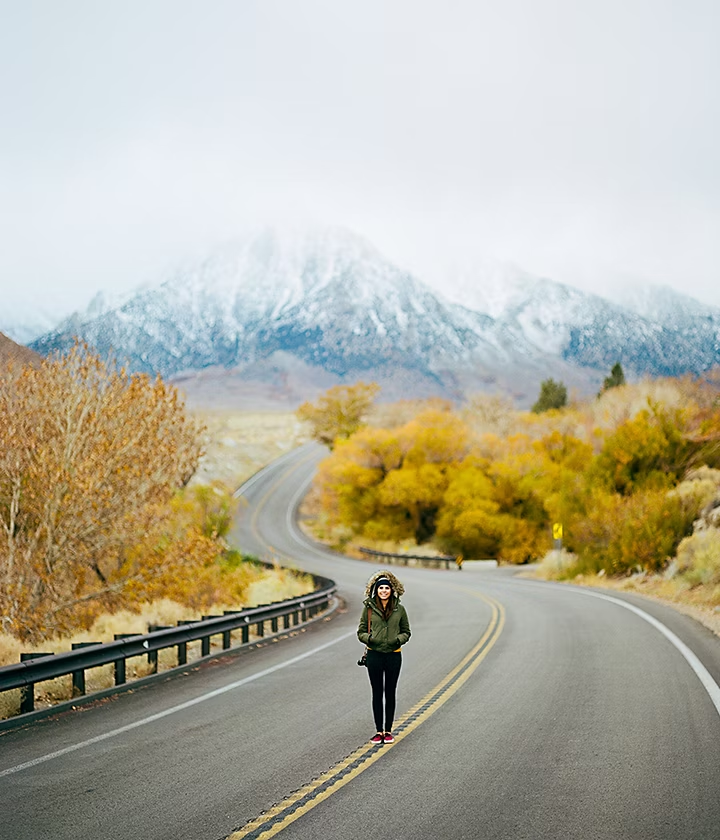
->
xmin=297 ymin=372 xmax=720 ymax=628
xmin=0 ymin=345 xmax=313 ymax=681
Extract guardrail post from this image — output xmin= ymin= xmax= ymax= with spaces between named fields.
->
xmin=223 ymin=611 xmax=242 ymax=649
xmin=176 ymin=620 xmax=193 ymax=665
xmin=0 ymin=583 xmax=336 ymax=723
xmin=19 ymin=652 xmax=54 ymax=713
xmin=201 ymin=617 xmax=223 ymax=656
xmin=71 ymin=642 xmax=99 ymax=696
xmin=147 ymin=626 xmax=171 ymax=673
xmin=113 ymin=634 xmax=136 ymax=685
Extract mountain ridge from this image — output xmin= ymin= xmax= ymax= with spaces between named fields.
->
xmin=26 ymin=227 xmax=720 ymax=407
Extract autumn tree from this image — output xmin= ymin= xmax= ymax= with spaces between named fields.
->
xmin=592 ymin=404 xmax=692 ymax=495
xmin=0 ymin=344 xmax=204 ymax=641
xmin=316 ymin=408 xmax=470 ymax=544
xmin=569 ymin=486 xmax=696 ymax=575
xmin=532 ymin=378 xmax=567 ymax=413
xmin=296 ymin=382 xmax=380 ymax=448
xmin=309 ymin=377 xmax=720 ymax=573
xmin=462 ymin=393 xmax=516 ymax=437
xmin=435 ymin=458 xmax=504 ymax=558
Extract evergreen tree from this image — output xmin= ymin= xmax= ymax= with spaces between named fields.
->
xmin=599 ymin=362 xmax=626 ymax=395
xmin=532 ymin=378 xmax=567 ymax=413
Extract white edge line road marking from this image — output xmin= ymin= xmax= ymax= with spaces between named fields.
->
xmin=0 ymin=630 xmax=356 ymax=778
xmin=521 ymin=580 xmax=720 ymax=719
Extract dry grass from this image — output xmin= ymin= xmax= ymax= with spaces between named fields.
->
xmin=191 ymin=409 xmax=308 ymax=490
xmin=533 ymin=549 xmax=720 ymax=638
xmin=0 ymin=568 xmax=315 ymax=719
xmin=243 ymin=566 xmax=313 ymax=605
xmin=571 ymin=574 xmax=720 ymax=638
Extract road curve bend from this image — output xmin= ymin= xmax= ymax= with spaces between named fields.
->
xmin=1 ymin=443 xmax=719 ymax=840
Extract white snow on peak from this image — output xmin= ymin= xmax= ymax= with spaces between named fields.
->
xmin=11 ymin=223 xmax=720 ymax=394
xmin=429 ymin=259 xmax=547 ymax=318
xmin=159 ymin=226 xmax=406 ymax=316
xmin=603 ymin=282 xmax=719 ymax=321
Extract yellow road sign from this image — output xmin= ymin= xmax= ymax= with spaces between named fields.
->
xmin=552 ymin=523 xmax=563 ymax=540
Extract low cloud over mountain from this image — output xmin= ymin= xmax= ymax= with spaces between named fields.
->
xmin=28 ymin=228 xmax=720 ymax=407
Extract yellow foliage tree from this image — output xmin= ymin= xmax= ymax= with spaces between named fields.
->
xmin=297 ymin=382 xmax=380 ymax=448
xmin=593 ymin=405 xmax=691 ymax=494
xmin=0 ymin=344 xmax=204 ymax=641
xmin=436 ymin=462 xmax=501 ymax=557
xmin=315 ymin=409 xmax=470 ymax=544
xmin=569 ymin=486 xmax=695 ymax=574
xmin=311 ymin=386 xmax=720 ymax=571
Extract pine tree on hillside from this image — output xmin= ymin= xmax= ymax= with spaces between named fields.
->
xmin=599 ymin=362 xmax=626 ymax=396
xmin=532 ymin=378 xmax=567 ymax=413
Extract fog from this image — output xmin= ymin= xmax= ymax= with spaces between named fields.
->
xmin=1 ymin=0 xmax=719 ymax=313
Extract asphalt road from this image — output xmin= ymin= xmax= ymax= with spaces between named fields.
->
xmin=1 ymin=443 xmax=720 ymax=840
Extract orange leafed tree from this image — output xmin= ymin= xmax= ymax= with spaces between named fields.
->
xmin=297 ymin=382 xmax=380 ymax=448
xmin=0 ymin=344 xmax=203 ymax=641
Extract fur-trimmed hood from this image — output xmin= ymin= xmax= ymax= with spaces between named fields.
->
xmin=364 ymin=569 xmax=405 ymax=599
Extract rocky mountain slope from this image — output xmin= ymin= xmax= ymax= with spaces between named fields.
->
xmin=28 ymin=228 xmax=720 ymax=406
xmin=0 ymin=332 xmax=42 ymax=374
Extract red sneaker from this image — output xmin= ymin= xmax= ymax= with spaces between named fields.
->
xmin=370 ymin=733 xmax=384 ymax=744
xmin=383 ymin=732 xmax=395 ymax=744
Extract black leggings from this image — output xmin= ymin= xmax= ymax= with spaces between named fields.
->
xmin=366 ymin=650 xmax=402 ymax=732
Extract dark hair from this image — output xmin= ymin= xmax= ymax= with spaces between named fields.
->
xmin=374 ymin=590 xmax=394 ymax=620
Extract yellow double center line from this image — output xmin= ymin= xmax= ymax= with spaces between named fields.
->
xmin=227 ymin=589 xmax=505 ymax=840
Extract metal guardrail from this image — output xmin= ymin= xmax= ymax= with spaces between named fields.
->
xmin=0 ymin=575 xmax=336 ymax=717
xmin=359 ymin=547 xmax=462 ymax=570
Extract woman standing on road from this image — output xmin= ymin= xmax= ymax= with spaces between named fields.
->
xmin=357 ymin=570 xmax=411 ymax=745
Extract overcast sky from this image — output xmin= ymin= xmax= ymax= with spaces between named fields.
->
xmin=2 ymin=0 xmax=719 ymax=315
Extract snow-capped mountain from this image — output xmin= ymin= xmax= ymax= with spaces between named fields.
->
xmin=603 ymin=282 xmax=718 ymax=323
xmin=28 ymin=227 xmax=720 ymax=406
xmin=438 ymin=262 xmax=720 ymax=377
xmin=31 ymin=228 xmax=535 ymax=400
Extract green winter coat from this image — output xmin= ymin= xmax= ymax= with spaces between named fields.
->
xmin=357 ymin=596 xmax=411 ymax=654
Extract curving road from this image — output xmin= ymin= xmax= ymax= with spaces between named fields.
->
xmin=1 ymin=443 xmax=720 ymax=839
